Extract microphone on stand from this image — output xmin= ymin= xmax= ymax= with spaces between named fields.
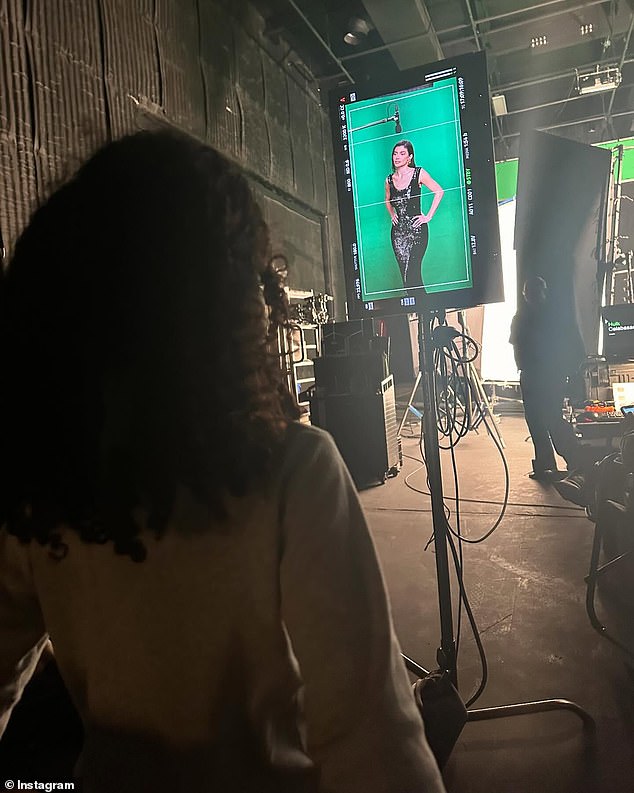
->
xmin=394 ymin=105 xmax=402 ymax=134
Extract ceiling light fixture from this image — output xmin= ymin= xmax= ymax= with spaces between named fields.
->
xmin=530 ymin=35 xmax=548 ymax=48
xmin=343 ymin=17 xmax=371 ymax=46
xmin=491 ymin=94 xmax=508 ymax=116
xmin=575 ymin=64 xmax=622 ymax=95
xmin=580 ymin=23 xmax=594 ymax=36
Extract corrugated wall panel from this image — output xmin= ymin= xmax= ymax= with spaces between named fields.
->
xmin=100 ymin=0 xmax=159 ymax=137
xmin=198 ymin=1 xmax=240 ymax=159
xmin=0 ymin=0 xmax=37 ymax=250
xmin=0 ymin=0 xmax=342 ymax=305
xmin=308 ymin=101 xmax=327 ymax=213
xmin=155 ymin=0 xmax=205 ymax=138
xmin=286 ymin=76 xmax=313 ymax=205
xmin=25 ymin=0 xmax=109 ymax=197
xmin=261 ymin=194 xmax=325 ymax=292
xmin=234 ymin=24 xmax=269 ymax=179
xmin=261 ymin=50 xmax=293 ymax=195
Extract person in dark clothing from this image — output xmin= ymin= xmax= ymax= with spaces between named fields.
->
xmin=510 ymin=275 xmax=585 ymax=480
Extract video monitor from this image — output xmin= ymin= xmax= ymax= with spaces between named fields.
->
xmin=330 ymin=51 xmax=503 ymax=319
xmin=602 ymin=304 xmax=634 ymax=360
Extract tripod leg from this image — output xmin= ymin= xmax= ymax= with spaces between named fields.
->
xmin=402 ymin=654 xmax=430 ymax=677
xmin=398 ymin=371 xmax=422 ymax=436
xmin=469 ymin=362 xmax=506 ymax=449
xmin=467 ymin=698 xmax=595 ymax=729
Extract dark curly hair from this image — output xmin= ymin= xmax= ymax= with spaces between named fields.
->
xmin=0 ymin=131 xmax=299 ymax=561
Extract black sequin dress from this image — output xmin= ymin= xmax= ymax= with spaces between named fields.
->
xmin=388 ymin=166 xmax=428 ymax=289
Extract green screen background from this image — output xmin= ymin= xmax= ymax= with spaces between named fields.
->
xmin=346 ymin=78 xmax=472 ymax=301
xmin=494 ymin=136 xmax=634 ymax=202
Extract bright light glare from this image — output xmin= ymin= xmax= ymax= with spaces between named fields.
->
xmin=480 ymin=199 xmax=520 ymax=382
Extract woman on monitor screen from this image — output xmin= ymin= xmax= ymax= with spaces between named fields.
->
xmin=385 ymin=140 xmax=444 ymax=290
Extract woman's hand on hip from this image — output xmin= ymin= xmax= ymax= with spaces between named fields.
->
xmin=411 ymin=214 xmax=429 ymax=228
xmin=391 ymin=213 xmax=399 ymax=226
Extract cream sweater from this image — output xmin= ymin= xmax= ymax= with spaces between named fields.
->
xmin=0 ymin=424 xmax=445 ymax=793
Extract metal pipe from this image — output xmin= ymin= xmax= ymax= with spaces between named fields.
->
xmin=548 ymin=107 xmax=634 ymax=128
xmin=417 ymin=312 xmax=458 ymax=688
xmin=497 ymin=57 xmax=634 ymax=93
xmin=503 ymin=82 xmax=634 ymax=116
xmin=463 ymin=0 xmax=483 ymax=49
xmin=606 ymin=11 xmax=634 ymax=119
xmin=494 ymin=108 xmax=634 ymax=140
xmin=441 ymin=0 xmax=611 ymax=45
xmin=608 ymin=146 xmax=624 ymax=304
xmin=462 ymin=0 xmax=511 ymax=156
xmin=341 ymin=1 xmax=609 ymax=66
xmin=437 ymin=0 xmax=571 ymax=34
xmin=285 ymin=0 xmax=355 ymax=84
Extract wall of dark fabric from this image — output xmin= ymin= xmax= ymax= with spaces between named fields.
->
xmin=514 ymin=129 xmax=612 ymax=359
xmin=0 ymin=0 xmax=345 ymax=316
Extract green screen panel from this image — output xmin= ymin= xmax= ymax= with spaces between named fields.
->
xmin=494 ymin=137 xmax=634 ymax=201
xmin=495 ymin=159 xmax=519 ymax=202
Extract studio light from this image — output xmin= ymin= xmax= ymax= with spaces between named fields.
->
xmin=491 ymin=94 xmax=508 ymax=116
xmin=575 ymin=64 xmax=622 ymax=95
xmin=531 ymin=34 xmax=548 ymax=48
xmin=343 ymin=17 xmax=371 ymax=46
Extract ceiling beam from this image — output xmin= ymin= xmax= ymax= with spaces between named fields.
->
xmin=437 ymin=0 xmax=575 ymax=35
xmin=360 ymin=0 xmax=443 ymax=70
xmin=501 ymin=81 xmax=634 ymax=115
xmin=606 ymin=11 xmax=634 ymax=118
xmin=494 ymin=108 xmax=634 ymax=140
xmin=461 ymin=0 xmax=511 ymax=157
xmin=440 ymin=0 xmax=612 ymax=46
xmin=285 ymin=0 xmax=355 ymax=84
xmin=495 ymin=57 xmax=634 ymax=92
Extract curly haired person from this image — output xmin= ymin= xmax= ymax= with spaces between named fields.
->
xmin=0 ymin=132 xmax=445 ymax=793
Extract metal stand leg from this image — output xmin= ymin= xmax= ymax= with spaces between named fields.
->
xmin=456 ymin=310 xmax=506 ymax=448
xmin=585 ymin=499 xmax=634 ymax=660
xmin=467 ymin=698 xmax=595 ymax=729
xmin=397 ymin=371 xmax=423 ymax=436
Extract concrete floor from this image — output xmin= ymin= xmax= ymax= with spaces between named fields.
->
xmin=360 ymin=411 xmax=634 ymax=793
xmin=2 ymin=405 xmax=632 ymax=789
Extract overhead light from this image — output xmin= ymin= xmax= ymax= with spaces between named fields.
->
xmin=491 ymin=94 xmax=508 ymax=116
xmin=575 ymin=64 xmax=622 ymax=95
xmin=343 ymin=17 xmax=371 ymax=46
xmin=580 ymin=23 xmax=594 ymax=36
xmin=531 ymin=35 xmax=548 ymax=48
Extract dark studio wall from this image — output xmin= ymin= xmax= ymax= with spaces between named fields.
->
xmin=0 ymin=0 xmax=346 ymax=317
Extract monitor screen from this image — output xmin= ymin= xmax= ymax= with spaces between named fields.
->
xmin=330 ymin=51 xmax=503 ymax=319
xmin=602 ymin=304 xmax=634 ymax=360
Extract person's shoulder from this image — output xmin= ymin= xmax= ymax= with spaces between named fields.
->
xmin=276 ymin=422 xmax=346 ymax=494
xmin=283 ymin=422 xmax=338 ymax=462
